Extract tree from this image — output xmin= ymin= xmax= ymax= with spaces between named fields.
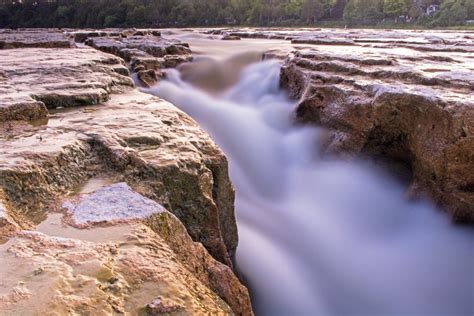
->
xmin=344 ymin=0 xmax=383 ymax=25
xmin=383 ymin=0 xmax=408 ymax=17
xmin=301 ymin=0 xmax=324 ymax=23
xmin=330 ymin=0 xmax=348 ymax=18
xmin=466 ymin=0 xmax=474 ymax=19
xmin=433 ymin=0 xmax=468 ymax=26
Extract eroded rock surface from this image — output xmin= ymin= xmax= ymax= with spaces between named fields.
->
xmin=0 ymin=28 xmax=251 ymax=315
xmin=0 ymin=47 xmax=133 ymax=121
xmin=0 ymin=29 xmax=238 ymax=267
xmin=86 ymin=34 xmax=192 ymax=87
xmin=0 ymin=89 xmax=238 ymax=267
xmin=0 ymin=29 xmax=71 ymax=49
xmin=278 ymin=29 xmax=474 ymax=221
xmin=0 ymin=183 xmax=252 ymax=315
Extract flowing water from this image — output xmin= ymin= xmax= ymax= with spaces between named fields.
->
xmin=146 ymin=52 xmax=474 ymax=315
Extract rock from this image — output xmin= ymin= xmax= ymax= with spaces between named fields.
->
xmin=56 ymin=183 xmax=253 ymax=315
xmin=291 ymin=37 xmax=355 ymax=46
xmin=137 ymin=69 xmax=159 ymax=88
xmin=0 ymin=29 xmax=71 ymax=49
xmin=0 ymin=101 xmax=48 ymax=123
xmin=86 ymin=35 xmax=191 ymax=86
xmin=70 ymin=30 xmax=108 ymax=43
xmin=145 ymin=298 xmax=184 ymax=314
xmin=222 ymin=34 xmax=241 ymax=41
xmin=0 ymin=205 xmax=251 ymax=314
xmin=280 ymin=35 xmax=474 ymax=222
xmin=0 ymin=47 xmax=133 ymax=119
xmin=0 ymin=28 xmax=255 ymax=315
xmin=0 ymin=31 xmax=237 ymax=266
xmin=161 ymin=54 xmax=193 ymax=68
xmin=0 ymin=192 xmax=19 ymax=241
xmin=0 ymin=88 xmax=238 ymax=268
xmin=64 ymin=183 xmax=167 ymax=226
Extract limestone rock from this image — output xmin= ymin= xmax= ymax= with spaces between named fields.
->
xmin=137 ymin=69 xmax=159 ymax=88
xmin=0 ymin=90 xmax=238 ymax=268
xmin=0 ymin=195 xmax=19 ymax=242
xmin=280 ymin=34 xmax=474 ymax=222
xmin=291 ymin=37 xmax=355 ymax=46
xmin=85 ymin=35 xmax=192 ymax=86
xmin=0 ymin=215 xmax=245 ymax=314
xmin=64 ymin=183 xmax=167 ymax=227
xmin=0 ymin=29 xmax=71 ymax=49
xmin=56 ymin=182 xmax=253 ymax=315
xmin=0 ymin=47 xmax=133 ymax=121
xmin=222 ymin=34 xmax=241 ymax=41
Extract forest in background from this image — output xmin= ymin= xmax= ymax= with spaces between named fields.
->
xmin=0 ymin=0 xmax=473 ymax=28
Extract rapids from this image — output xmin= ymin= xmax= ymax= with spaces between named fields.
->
xmin=146 ymin=57 xmax=474 ymax=316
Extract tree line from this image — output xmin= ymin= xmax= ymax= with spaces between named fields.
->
xmin=0 ymin=0 xmax=473 ymax=28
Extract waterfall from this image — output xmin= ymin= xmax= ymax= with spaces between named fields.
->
xmin=146 ymin=58 xmax=474 ymax=316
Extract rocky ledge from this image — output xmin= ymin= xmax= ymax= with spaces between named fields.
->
xmin=0 ymin=47 xmax=132 ymax=121
xmin=0 ymin=28 xmax=252 ymax=315
xmin=0 ymin=28 xmax=72 ymax=49
xmin=276 ymin=28 xmax=474 ymax=222
xmin=0 ymin=183 xmax=251 ymax=315
xmin=85 ymin=32 xmax=192 ymax=87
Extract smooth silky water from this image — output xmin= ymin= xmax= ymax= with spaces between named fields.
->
xmin=146 ymin=46 xmax=474 ymax=315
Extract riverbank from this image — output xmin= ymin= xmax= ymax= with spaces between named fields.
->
xmin=0 ymin=27 xmax=472 ymax=315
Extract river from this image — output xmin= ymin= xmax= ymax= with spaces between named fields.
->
xmin=147 ymin=32 xmax=474 ymax=316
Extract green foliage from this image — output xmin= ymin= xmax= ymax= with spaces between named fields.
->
xmin=0 ymin=0 xmax=470 ymax=28
xmin=343 ymin=0 xmax=383 ymax=25
xmin=431 ymin=0 xmax=469 ymax=26
xmin=383 ymin=0 xmax=408 ymax=17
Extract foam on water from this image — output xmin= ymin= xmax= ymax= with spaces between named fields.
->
xmin=147 ymin=58 xmax=474 ymax=316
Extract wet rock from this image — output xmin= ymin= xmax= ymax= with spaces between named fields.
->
xmin=281 ymin=36 xmax=474 ymax=222
xmin=0 ymin=29 xmax=71 ymax=49
xmin=0 ymin=47 xmax=133 ymax=119
xmin=161 ymin=54 xmax=193 ymax=68
xmin=137 ymin=69 xmax=159 ymax=88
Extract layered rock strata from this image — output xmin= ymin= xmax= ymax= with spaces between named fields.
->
xmin=0 ymin=27 xmax=252 ymax=315
xmin=85 ymin=34 xmax=192 ymax=87
xmin=279 ymin=31 xmax=474 ymax=221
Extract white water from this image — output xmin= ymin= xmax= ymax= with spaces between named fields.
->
xmin=147 ymin=59 xmax=474 ymax=316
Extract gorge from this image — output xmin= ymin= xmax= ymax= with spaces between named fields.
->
xmin=0 ymin=27 xmax=473 ymax=315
